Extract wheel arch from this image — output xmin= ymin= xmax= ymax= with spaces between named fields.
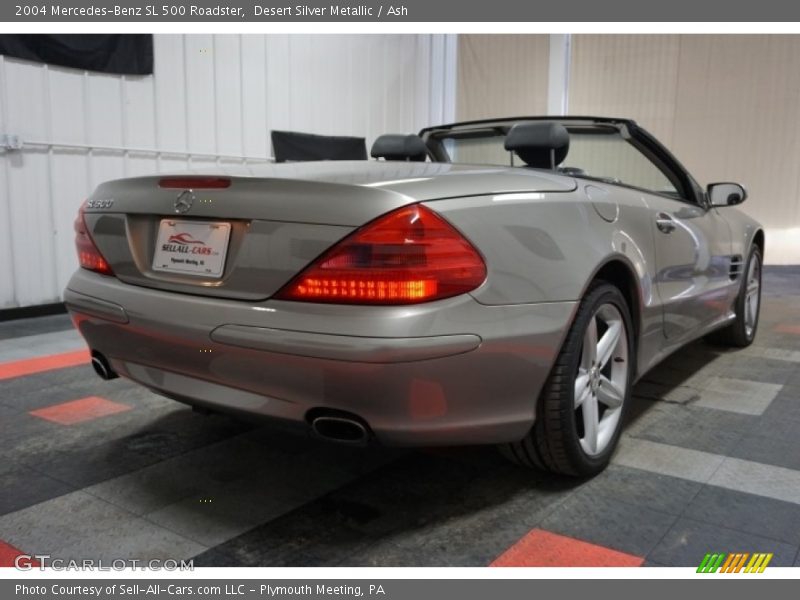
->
xmin=581 ymin=256 xmax=644 ymax=374
xmin=752 ymin=228 xmax=765 ymax=256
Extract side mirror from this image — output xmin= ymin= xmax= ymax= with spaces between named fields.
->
xmin=708 ymin=182 xmax=747 ymax=207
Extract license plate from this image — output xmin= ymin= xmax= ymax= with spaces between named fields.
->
xmin=152 ymin=219 xmax=231 ymax=277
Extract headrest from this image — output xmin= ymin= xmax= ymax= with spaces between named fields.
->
xmin=504 ymin=122 xmax=570 ymax=169
xmin=371 ymin=134 xmax=428 ymax=162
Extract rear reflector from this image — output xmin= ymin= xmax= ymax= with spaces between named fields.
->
xmin=158 ymin=177 xmax=231 ymax=189
xmin=275 ymin=204 xmax=486 ymax=305
xmin=74 ymin=202 xmax=113 ymax=276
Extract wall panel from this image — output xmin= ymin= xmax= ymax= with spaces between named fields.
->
xmin=569 ymin=34 xmax=800 ymax=264
xmin=0 ymin=34 xmax=456 ymax=308
xmin=456 ymin=34 xmax=549 ymax=121
xmin=570 ymin=35 xmax=680 ymax=146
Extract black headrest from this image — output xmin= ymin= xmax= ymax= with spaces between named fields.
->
xmin=371 ymin=134 xmax=427 ymax=162
xmin=504 ymin=122 xmax=570 ymax=169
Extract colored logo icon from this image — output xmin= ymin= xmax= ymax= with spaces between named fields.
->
xmin=697 ymin=552 xmax=773 ymax=573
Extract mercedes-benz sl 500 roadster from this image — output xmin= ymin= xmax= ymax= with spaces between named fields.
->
xmin=65 ymin=117 xmax=763 ymax=475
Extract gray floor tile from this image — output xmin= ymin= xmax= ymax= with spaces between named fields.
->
xmin=648 ymin=517 xmax=798 ymax=567
xmin=0 ymin=332 xmax=85 ymax=362
xmin=736 ymin=345 xmax=800 ymax=365
xmin=762 ymin=384 xmax=800 ymax=422
xmin=627 ymin=404 xmax=752 ymax=455
xmin=343 ymin=540 xmax=444 ymax=567
xmin=710 ymin=357 xmax=797 ymax=387
xmin=1 ymin=378 xmax=134 ymax=413
xmin=0 ymin=314 xmax=73 ymax=340
xmin=143 ymin=441 xmax=397 ymax=548
xmin=539 ymin=490 xmax=677 ymax=557
xmin=0 ymin=407 xmax=52 ymax=448
xmin=0 ymin=365 xmax=99 ymax=404
xmin=580 ymin=464 xmax=702 ymax=516
xmin=694 ymin=378 xmax=782 ymax=415
xmin=144 ymin=479 xmax=312 ymax=548
xmin=12 ymin=408 xmax=251 ymax=488
xmin=193 ymin=450 xmax=577 ymax=567
xmin=684 ymin=485 xmax=800 ymax=546
xmin=632 ymin=381 xmax=702 ymax=405
xmin=709 ymin=457 xmax=800 ymax=506
xmin=0 ymin=490 xmax=205 ymax=561
xmin=729 ymin=431 xmax=800 ymax=471
xmin=612 ymin=438 xmax=724 ymax=483
xmin=0 ymin=465 xmax=76 ymax=516
xmin=641 ymin=559 xmax=671 ymax=567
xmin=86 ymin=429 xmax=368 ymax=516
xmin=746 ymin=413 xmax=800 ymax=441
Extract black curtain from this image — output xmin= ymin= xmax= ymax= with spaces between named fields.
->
xmin=0 ymin=35 xmax=153 ymax=75
xmin=272 ymin=130 xmax=367 ymax=162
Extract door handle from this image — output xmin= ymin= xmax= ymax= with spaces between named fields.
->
xmin=655 ymin=213 xmax=676 ymax=234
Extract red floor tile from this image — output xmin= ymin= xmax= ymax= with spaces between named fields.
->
xmin=0 ymin=349 xmax=89 ymax=380
xmin=491 ymin=528 xmax=644 ymax=567
xmin=0 ymin=540 xmax=37 ymax=568
xmin=774 ymin=324 xmax=800 ymax=335
xmin=30 ymin=396 xmax=132 ymax=425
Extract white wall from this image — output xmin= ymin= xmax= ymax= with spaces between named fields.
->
xmin=0 ymin=34 xmax=457 ymax=309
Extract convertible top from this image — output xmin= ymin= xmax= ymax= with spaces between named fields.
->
xmin=418 ymin=115 xmax=638 ymax=137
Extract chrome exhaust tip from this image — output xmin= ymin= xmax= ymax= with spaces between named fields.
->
xmin=90 ymin=351 xmax=118 ymax=381
xmin=310 ymin=415 xmax=369 ymax=445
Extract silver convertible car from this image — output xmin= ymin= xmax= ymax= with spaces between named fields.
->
xmin=64 ymin=116 xmax=763 ymax=476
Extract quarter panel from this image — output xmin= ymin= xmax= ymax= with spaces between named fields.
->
xmin=425 ymin=188 xmax=658 ymax=305
xmin=425 ymin=186 xmax=664 ymax=376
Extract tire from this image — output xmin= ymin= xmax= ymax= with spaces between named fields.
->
xmin=500 ymin=282 xmax=635 ymax=477
xmin=706 ymin=245 xmax=762 ymax=348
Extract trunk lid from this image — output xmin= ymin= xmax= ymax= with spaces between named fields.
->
xmin=83 ymin=162 xmax=575 ymax=301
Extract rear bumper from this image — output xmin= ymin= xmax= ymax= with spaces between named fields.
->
xmin=64 ymin=269 xmax=576 ymax=446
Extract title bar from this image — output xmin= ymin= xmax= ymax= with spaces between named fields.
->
xmin=4 ymin=0 xmax=800 ymax=22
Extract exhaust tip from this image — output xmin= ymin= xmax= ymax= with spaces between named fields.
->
xmin=91 ymin=351 xmax=118 ymax=381
xmin=310 ymin=415 xmax=369 ymax=445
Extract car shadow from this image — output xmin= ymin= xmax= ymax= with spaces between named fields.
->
xmin=89 ymin=337 xmax=728 ymax=565
xmin=626 ymin=337 xmax=726 ymax=427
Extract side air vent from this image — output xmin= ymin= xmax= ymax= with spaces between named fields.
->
xmin=729 ymin=255 xmax=744 ymax=281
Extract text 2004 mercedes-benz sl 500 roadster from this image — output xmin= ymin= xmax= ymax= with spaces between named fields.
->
xmin=64 ymin=116 xmax=763 ymax=476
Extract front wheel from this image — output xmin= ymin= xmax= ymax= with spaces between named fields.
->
xmin=500 ymin=282 xmax=634 ymax=477
xmin=707 ymin=245 xmax=762 ymax=347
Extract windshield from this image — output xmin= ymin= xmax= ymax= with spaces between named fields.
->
xmin=437 ymin=125 xmax=680 ymax=198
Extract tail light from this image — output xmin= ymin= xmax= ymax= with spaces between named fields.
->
xmin=74 ymin=202 xmax=113 ymax=276
xmin=275 ymin=204 xmax=486 ymax=305
xmin=159 ymin=177 xmax=231 ymax=189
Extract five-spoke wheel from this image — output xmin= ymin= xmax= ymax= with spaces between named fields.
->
xmin=575 ymin=303 xmax=629 ymax=457
xmin=501 ymin=281 xmax=634 ymax=476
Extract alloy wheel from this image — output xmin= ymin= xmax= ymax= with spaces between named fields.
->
xmin=744 ymin=253 xmax=761 ymax=339
xmin=574 ymin=303 xmax=629 ymax=457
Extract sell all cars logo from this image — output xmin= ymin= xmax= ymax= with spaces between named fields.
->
xmin=162 ymin=233 xmax=213 ymax=256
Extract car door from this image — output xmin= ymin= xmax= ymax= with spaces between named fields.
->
xmin=643 ymin=195 xmax=734 ymax=340
xmin=564 ymin=125 xmax=735 ymax=343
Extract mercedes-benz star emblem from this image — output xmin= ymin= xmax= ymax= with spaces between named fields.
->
xmin=174 ymin=190 xmax=195 ymax=214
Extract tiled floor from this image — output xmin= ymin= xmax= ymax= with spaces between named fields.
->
xmin=0 ymin=267 xmax=798 ymax=568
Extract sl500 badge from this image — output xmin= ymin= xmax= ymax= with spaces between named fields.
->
xmin=86 ymin=199 xmax=114 ymax=209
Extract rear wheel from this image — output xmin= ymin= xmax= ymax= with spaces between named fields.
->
xmin=707 ymin=245 xmax=761 ymax=347
xmin=500 ymin=282 xmax=634 ymax=477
